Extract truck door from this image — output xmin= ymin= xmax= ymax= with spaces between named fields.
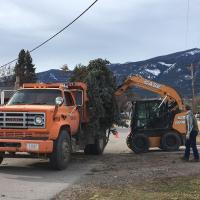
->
xmin=64 ymin=91 xmax=80 ymax=134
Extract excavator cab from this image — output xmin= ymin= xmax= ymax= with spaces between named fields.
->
xmin=116 ymin=75 xmax=187 ymax=153
xmin=127 ymin=98 xmax=183 ymax=153
xmin=131 ymin=99 xmax=171 ymax=130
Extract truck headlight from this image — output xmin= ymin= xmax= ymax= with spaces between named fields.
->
xmin=34 ymin=116 xmax=44 ymax=125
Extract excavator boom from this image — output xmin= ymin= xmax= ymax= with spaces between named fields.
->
xmin=115 ymin=75 xmax=185 ymax=111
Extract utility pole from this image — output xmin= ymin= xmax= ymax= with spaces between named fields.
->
xmin=15 ymin=75 xmax=20 ymax=90
xmin=189 ymin=63 xmax=196 ymax=112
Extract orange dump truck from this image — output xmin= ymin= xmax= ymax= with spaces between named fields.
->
xmin=0 ymin=82 xmax=107 ymax=170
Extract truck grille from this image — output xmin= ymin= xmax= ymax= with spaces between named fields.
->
xmin=0 ymin=112 xmax=45 ymax=129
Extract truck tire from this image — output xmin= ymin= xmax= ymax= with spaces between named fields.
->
xmin=84 ymin=136 xmax=106 ymax=155
xmin=50 ymin=129 xmax=71 ymax=170
xmin=161 ymin=132 xmax=181 ymax=151
xmin=84 ymin=144 xmax=93 ymax=155
xmin=0 ymin=157 xmax=3 ymax=164
xmin=0 ymin=152 xmax=4 ymax=164
xmin=92 ymin=136 xmax=105 ymax=155
xmin=131 ymin=134 xmax=149 ymax=153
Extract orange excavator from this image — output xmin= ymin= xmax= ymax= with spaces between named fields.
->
xmin=115 ymin=75 xmax=188 ymax=153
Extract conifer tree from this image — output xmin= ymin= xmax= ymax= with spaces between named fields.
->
xmin=24 ymin=50 xmax=36 ymax=83
xmin=70 ymin=58 xmax=120 ymax=132
xmin=69 ymin=64 xmax=87 ymax=82
xmin=14 ymin=49 xmax=36 ymax=85
xmin=61 ymin=64 xmax=69 ymax=72
xmin=14 ymin=49 xmax=26 ymax=85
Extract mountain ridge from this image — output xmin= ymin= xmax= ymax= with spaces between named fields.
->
xmin=28 ymin=48 xmax=200 ymax=97
xmin=108 ymin=48 xmax=200 ymax=97
xmin=37 ymin=48 xmax=200 ymax=97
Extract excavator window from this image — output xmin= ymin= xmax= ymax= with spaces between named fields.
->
xmin=133 ymin=100 xmax=170 ymax=130
xmin=136 ymin=102 xmax=147 ymax=128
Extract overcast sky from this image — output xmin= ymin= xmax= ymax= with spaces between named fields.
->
xmin=0 ymin=0 xmax=199 ymax=72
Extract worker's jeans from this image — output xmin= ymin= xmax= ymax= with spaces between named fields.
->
xmin=184 ymin=131 xmax=199 ymax=160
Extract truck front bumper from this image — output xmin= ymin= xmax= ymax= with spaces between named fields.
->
xmin=0 ymin=139 xmax=53 ymax=153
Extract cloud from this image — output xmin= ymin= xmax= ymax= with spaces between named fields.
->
xmin=0 ymin=0 xmax=199 ymax=72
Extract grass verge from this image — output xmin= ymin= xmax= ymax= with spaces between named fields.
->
xmin=75 ymin=176 xmax=200 ymax=200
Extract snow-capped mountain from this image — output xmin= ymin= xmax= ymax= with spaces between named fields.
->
xmin=29 ymin=48 xmax=200 ymax=97
xmin=108 ymin=48 xmax=200 ymax=97
xmin=37 ymin=69 xmax=72 ymax=83
xmin=1 ymin=48 xmax=199 ymax=97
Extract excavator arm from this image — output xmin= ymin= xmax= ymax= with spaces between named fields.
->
xmin=115 ymin=75 xmax=185 ymax=111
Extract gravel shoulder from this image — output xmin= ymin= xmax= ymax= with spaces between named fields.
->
xmin=54 ymin=127 xmax=200 ymax=200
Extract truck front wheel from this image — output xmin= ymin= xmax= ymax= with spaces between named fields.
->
xmin=49 ymin=129 xmax=71 ymax=170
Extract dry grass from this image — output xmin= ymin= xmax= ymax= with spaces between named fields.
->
xmin=55 ymin=122 xmax=200 ymax=200
xmin=76 ymin=176 xmax=200 ymax=200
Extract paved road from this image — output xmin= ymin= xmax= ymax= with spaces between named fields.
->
xmin=0 ymin=127 xmax=199 ymax=200
xmin=0 ymin=127 xmax=128 ymax=200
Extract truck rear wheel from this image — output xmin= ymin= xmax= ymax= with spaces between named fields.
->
xmin=50 ymin=129 xmax=71 ymax=170
xmin=131 ymin=134 xmax=149 ymax=153
xmin=0 ymin=152 xmax=4 ymax=164
xmin=84 ymin=144 xmax=93 ymax=155
xmin=93 ymin=136 xmax=105 ymax=155
xmin=84 ymin=136 xmax=106 ymax=155
xmin=161 ymin=132 xmax=181 ymax=151
xmin=0 ymin=157 xmax=3 ymax=164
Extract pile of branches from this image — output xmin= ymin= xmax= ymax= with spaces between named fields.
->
xmin=70 ymin=58 xmax=121 ymax=132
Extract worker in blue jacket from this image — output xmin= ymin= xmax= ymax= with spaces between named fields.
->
xmin=182 ymin=105 xmax=199 ymax=162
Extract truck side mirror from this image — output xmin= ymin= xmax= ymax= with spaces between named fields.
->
xmin=55 ymin=97 xmax=64 ymax=106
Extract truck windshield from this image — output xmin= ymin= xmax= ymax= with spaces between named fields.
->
xmin=7 ymin=89 xmax=62 ymax=105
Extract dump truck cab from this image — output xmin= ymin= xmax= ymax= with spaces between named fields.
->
xmin=2 ymin=83 xmax=83 ymax=136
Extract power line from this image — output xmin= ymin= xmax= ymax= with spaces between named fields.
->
xmin=0 ymin=0 xmax=99 ymax=69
